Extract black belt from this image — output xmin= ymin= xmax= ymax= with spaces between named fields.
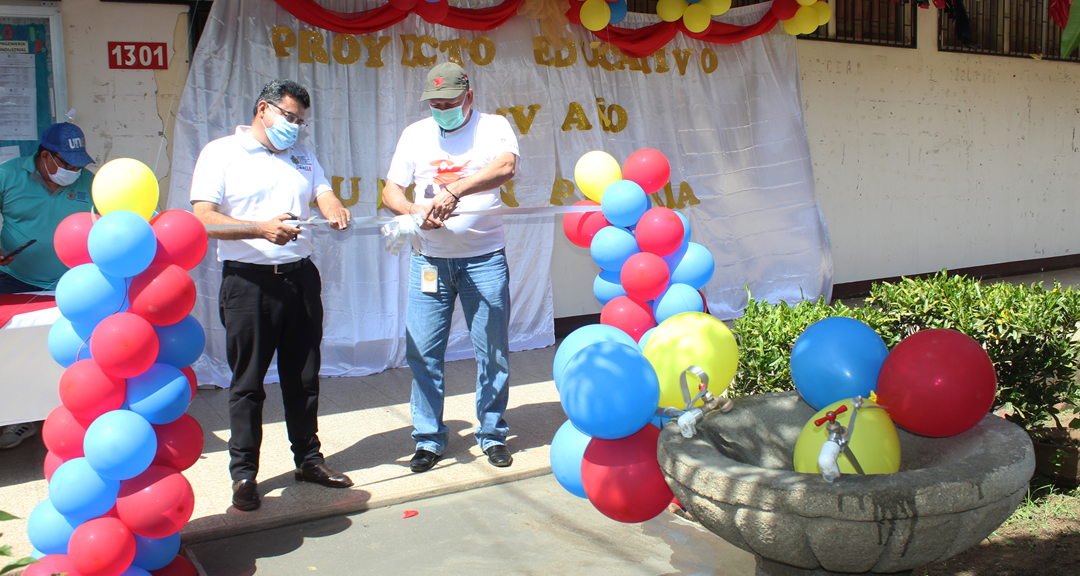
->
xmin=224 ymin=257 xmax=309 ymax=275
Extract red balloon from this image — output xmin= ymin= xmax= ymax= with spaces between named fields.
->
xmin=180 ymin=366 xmax=197 ymax=401
xmin=152 ymin=414 xmax=204 ymax=472
xmin=59 ymin=359 xmax=127 ymax=420
xmin=562 ymin=201 xmax=611 ymax=248
xmin=581 ymin=425 xmax=674 ymax=523
xmin=414 ymin=0 xmax=449 ymax=22
xmin=54 ymin=212 xmax=96 ymax=269
xmin=876 ymin=329 xmax=998 ymax=437
xmin=635 ymin=207 xmax=684 ymax=256
xmin=90 ymin=313 xmax=160 ymax=379
xmin=620 ymin=253 xmax=670 ymax=302
xmin=23 ymin=554 xmax=82 ymax=576
xmin=772 ymin=0 xmax=800 ymax=19
xmin=117 ymin=465 xmax=195 ymax=538
xmin=621 ymin=149 xmax=670 ymax=195
xmin=600 ymin=296 xmax=656 ymax=342
xmin=150 ymin=210 xmax=209 ymax=271
xmin=129 ymin=264 xmax=197 ymax=327
xmin=68 ymin=517 xmax=136 ymax=576
xmin=44 ymin=450 xmax=66 ymax=481
xmin=150 ymin=555 xmax=198 ymax=576
xmin=43 ymin=405 xmax=92 ymax=460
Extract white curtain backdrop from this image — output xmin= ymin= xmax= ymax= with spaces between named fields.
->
xmin=168 ymin=0 xmax=832 ymax=387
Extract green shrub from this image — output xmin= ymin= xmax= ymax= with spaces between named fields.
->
xmin=731 ymin=271 xmax=1080 ymax=430
xmin=1 ymin=511 xmax=36 ymax=575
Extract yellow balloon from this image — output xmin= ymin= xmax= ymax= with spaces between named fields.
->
xmin=702 ymin=0 xmax=731 ymax=16
xmin=682 ymin=4 xmax=711 ymax=33
xmin=796 ymin=0 xmax=816 ymax=7
xmin=793 ymin=398 xmax=901 ymax=476
xmin=580 ymin=0 xmax=612 ymax=32
xmin=574 ymin=151 xmax=622 ymax=203
xmin=91 ymin=158 xmax=159 ymax=221
xmin=794 ymin=5 xmax=820 ymax=33
xmin=656 ymin=0 xmax=689 ymax=22
xmin=643 ymin=312 xmax=738 ymax=410
xmin=812 ymin=1 xmax=832 ymax=25
xmin=782 ymin=17 xmax=802 ymax=35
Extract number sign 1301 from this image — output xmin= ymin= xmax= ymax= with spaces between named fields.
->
xmin=108 ymin=42 xmax=168 ymax=70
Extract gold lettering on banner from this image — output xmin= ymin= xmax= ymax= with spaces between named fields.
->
xmin=595 ymin=98 xmax=611 ymax=128
xmin=299 ymin=30 xmax=330 ymax=64
xmin=495 ymin=104 xmax=542 ymax=135
xmin=329 ymin=176 xmax=362 ymax=208
xmin=533 ymin=37 xmax=578 ymax=68
xmin=405 ymin=182 xmax=416 ymax=203
xmin=400 ymin=34 xmax=438 ymax=68
xmin=549 ymin=178 xmax=577 ymax=205
xmin=534 ymin=37 xmax=553 ymax=66
xmin=500 ymin=180 xmax=519 ymax=207
xmin=561 ymin=102 xmax=593 ymax=131
xmin=469 ymin=36 xmax=496 ymax=66
xmin=604 ymin=104 xmax=628 ymax=133
xmin=272 ymin=27 xmax=297 ymax=57
xmin=615 ymin=51 xmax=650 ymax=74
xmin=701 ymin=48 xmax=718 ymax=74
xmin=672 ymin=49 xmax=695 ymax=76
xmin=377 ymin=178 xmax=386 ymax=210
xmin=582 ymin=42 xmax=617 ymax=69
xmin=650 ymin=48 xmax=670 ymax=74
xmin=650 ymin=183 xmax=675 ymax=208
xmin=332 ymin=34 xmax=363 ymax=66
xmin=361 ymin=36 xmax=391 ymax=68
xmin=676 ymin=181 xmax=701 ymax=207
xmin=440 ymin=38 xmax=471 ymax=66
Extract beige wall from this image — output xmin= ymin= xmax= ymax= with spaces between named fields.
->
xmin=59 ymin=0 xmax=189 ymax=209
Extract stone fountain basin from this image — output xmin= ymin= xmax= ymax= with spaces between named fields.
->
xmin=658 ymin=391 xmax=1035 ymax=575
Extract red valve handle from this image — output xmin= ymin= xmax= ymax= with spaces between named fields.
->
xmin=814 ymin=404 xmax=848 ymax=427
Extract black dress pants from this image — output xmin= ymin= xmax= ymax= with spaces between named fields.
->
xmin=219 ymin=259 xmax=325 ymax=481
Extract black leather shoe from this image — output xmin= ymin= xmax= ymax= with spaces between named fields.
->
xmin=485 ymin=444 xmax=513 ymax=468
xmin=232 ymin=479 xmax=260 ymax=511
xmin=410 ymin=449 xmax=442 ymax=473
xmin=294 ymin=463 xmax=354 ymax=488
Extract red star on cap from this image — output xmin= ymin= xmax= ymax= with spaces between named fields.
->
xmin=434 ymin=75 xmax=444 ymax=88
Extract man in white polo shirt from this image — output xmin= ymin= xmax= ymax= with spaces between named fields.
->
xmin=382 ymin=62 xmax=519 ymax=473
xmin=191 ymin=79 xmax=353 ymax=511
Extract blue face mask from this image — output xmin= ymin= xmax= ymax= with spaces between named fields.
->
xmin=431 ymin=105 xmax=466 ymax=131
xmin=261 ymin=106 xmax=299 ymax=150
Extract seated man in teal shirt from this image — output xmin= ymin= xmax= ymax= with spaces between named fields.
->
xmin=0 ymin=122 xmax=95 ymax=295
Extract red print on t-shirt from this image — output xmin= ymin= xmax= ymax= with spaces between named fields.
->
xmin=430 ymin=159 xmax=471 ymax=187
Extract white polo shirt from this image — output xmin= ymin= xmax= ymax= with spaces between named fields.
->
xmin=190 ymin=126 xmax=332 ymax=265
xmin=386 ymin=111 xmax=519 ymax=259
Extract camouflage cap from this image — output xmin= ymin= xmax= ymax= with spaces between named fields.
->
xmin=421 ymin=62 xmax=469 ymax=102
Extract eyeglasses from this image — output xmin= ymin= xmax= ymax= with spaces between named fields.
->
xmin=49 ymin=152 xmax=79 ymax=171
xmin=264 ymin=101 xmax=309 ymax=128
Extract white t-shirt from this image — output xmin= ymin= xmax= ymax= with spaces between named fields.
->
xmin=386 ymin=111 xmax=519 ymax=259
xmin=190 ymin=126 xmax=333 ymax=265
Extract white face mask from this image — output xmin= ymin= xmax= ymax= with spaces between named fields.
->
xmin=46 ymin=153 xmax=80 ymax=186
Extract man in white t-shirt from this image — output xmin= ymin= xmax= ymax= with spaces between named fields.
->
xmin=191 ymin=79 xmax=354 ymax=511
xmin=382 ymin=62 xmax=520 ymax=473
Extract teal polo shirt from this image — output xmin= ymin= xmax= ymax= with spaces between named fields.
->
xmin=0 ymin=155 xmax=94 ymax=289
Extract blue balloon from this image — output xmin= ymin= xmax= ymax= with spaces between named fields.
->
xmin=31 ymin=548 xmax=46 ymax=559
xmin=155 ymin=315 xmax=205 ymax=368
xmin=87 ymin=210 xmax=158 ymax=278
xmin=55 ymin=264 xmax=128 ymax=326
xmin=128 ymin=364 xmax=190 ymax=425
xmin=47 ymin=316 xmax=95 ymax=367
xmin=49 ymin=457 xmax=120 ymax=522
xmin=590 ymin=226 xmax=640 ymax=272
xmin=790 ymin=317 xmax=890 ymax=411
xmin=592 ymin=270 xmax=626 ymax=305
xmin=653 ymin=283 xmax=704 ymax=324
xmin=650 ymin=412 xmax=673 ymax=429
xmin=119 ymin=566 xmax=153 ymax=576
xmin=553 ymin=324 xmax=637 ymax=388
xmin=560 ymin=341 xmax=660 ymax=439
xmin=600 ymin=180 xmax=650 ymax=228
xmin=608 ymin=0 xmax=628 ymax=23
xmin=668 ymin=242 xmax=715 ymax=290
xmin=550 ymin=420 xmax=591 ymax=499
xmin=675 ymin=211 xmax=691 ymax=247
xmin=84 ymin=410 xmax=157 ymax=480
xmin=638 ymin=327 xmax=656 ymax=351
xmin=132 ymin=532 xmax=181 ymax=571
xmin=27 ymin=498 xmax=80 ymax=556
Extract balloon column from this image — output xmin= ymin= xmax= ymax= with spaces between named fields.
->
xmin=657 ymin=0 xmax=732 ymax=33
xmin=771 ymin=0 xmax=833 ymax=35
xmin=29 ymin=158 xmax=207 ymax=576
xmin=552 ymin=149 xmax=738 ymax=524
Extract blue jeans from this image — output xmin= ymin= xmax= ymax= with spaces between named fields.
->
xmin=406 ymin=249 xmax=511 ymax=455
xmin=0 ymin=271 xmax=44 ymax=295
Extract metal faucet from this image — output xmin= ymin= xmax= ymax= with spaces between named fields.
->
xmin=814 ymin=395 xmax=887 ymax=482
xmin=657 ymin=366 xmax=734 ymax=438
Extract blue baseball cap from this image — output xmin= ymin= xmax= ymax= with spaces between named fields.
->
xmin=40 ymin=122 xmax=94 ymax=167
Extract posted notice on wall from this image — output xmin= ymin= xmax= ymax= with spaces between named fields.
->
xmin=0 ymin=53 xmax=36 ymax=141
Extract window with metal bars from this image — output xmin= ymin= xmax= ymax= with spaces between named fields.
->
xmin=939 ymin=0 xmax=1080 ymax=61
xmin=626 ymin=0 xmax=917 ymax=47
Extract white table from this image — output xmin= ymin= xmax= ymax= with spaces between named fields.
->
xmin=0 ymin=304 xmax=64 ymax=427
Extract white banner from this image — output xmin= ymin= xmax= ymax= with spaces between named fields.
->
xmin=168 ymin=0 xmax=832 ymax=387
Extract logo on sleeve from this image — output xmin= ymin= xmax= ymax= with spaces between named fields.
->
xmin=290 ymin=155 xmax=313 ymax=172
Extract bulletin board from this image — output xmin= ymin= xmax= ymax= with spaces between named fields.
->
xmin=0 ymin=4 xmax=67 ymax=164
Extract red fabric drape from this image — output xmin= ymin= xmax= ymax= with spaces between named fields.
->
xmin=272 ymin=0 xmax=524 ymax=32
xmin=0 ymin=294 xmax=56 ymax=328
